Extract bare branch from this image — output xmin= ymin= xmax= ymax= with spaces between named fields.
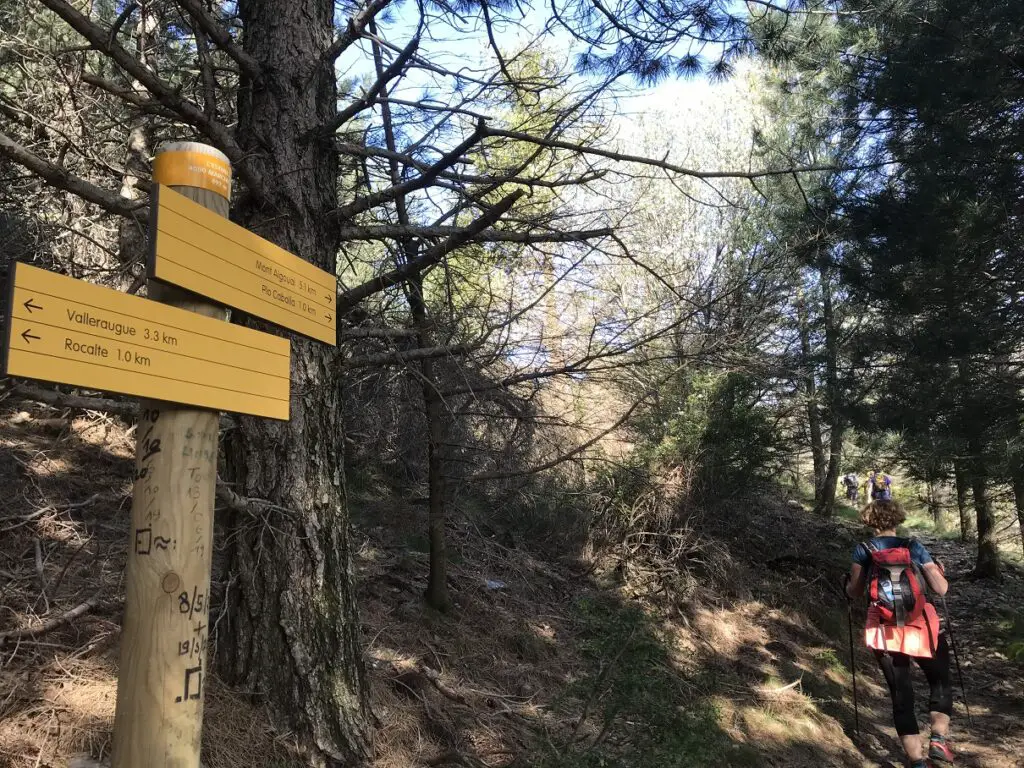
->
xmin=80 ymin=73 xmax=179 ymax=118
xmin=324 ymin=0 xmax=394 ymax=62
xmin=336 ymin=189 xmax=525 ymax=311
xmin=335 ymin=140 xmax=607 ymax=189
xmin=0 ymin=591 xmax=105 ymax=645
xmin=332 ymin=120 xmax=488 ymax=222
xmin=341 ymin=326 xmax=417 ymax=339
xmin=342 ymin=344 xmax=473 ymax=369
xmin=464 ymin=397 xmax=648 ymax=482
xmin=323 ymin=35 xmax=419 ymax=135
xmin=107 ymin=1 xmax=138 ymax=46
xmin=335 ymin=224 xmax=613 ymax=244
xmin=11 ymin=384 xmax=135 ymax=417
xmin=0 ymin=130 xmax=146 ymax=220
xmin=175 ymin=0 xmax=263 ymax=80
xmin=9 ymin=383 xmax=237 ymax=430
xmin=482 ymin=127 xmax=845 ymax=180
xmin=193 ymin=25 xmax=218 ymax=123
xmin=35 ymin=0 xmax=263 ymax=194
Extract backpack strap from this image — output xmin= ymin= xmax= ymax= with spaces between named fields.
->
xmin=886 ymin=544 xmax=910 ymax=625
xmin=866 ymin=538 xmax=912 ymax=626
xmin=904 ymin=537 xmax=932 ymax=599
xmin=861 ymin=541 xmax=878 ymax=598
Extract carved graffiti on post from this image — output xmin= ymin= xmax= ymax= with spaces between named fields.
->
xmin=178 ymin=586 xmax=207 ymax=621
xmin=157 ymin=422 xmax=217 ymax=709
xmin=135 ymin=528 xmax=175 ymax=555
xmin=174 ymin=665 xmax=203 ymax=704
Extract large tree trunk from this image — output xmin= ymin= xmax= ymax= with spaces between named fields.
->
xmin=219 ymin=0 xmax=371 ymax=763
xmin=926 ymin=471 xmax=941 ymax=525
xmin=813 ymin=267 xmax=842 ymax=516
xmin=408 ymin=270 xmax=451 ymax=612
xmin=816 ymin=428 xmax=842 ymax=516
xmin=1010 ymin=452 xmax=1024 ymax=560
xmin=968 ymin=440 xmax=1000 ymax=579
xmin=796 ymin=289 xmax=825 ymax=499
xmin=952 ymin=458 xmax=973 ymax=542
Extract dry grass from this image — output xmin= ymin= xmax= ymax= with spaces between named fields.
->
xmin=8 ymin=394 xmax=1021 ymax=768
xmin=0 ymin=402 xmax=295 ymax=768
xmin=0 ymin=404 xmax=129 ymax=768
xmin=0 ymin=397 xmax=871 ymax=768
xmin=355 ymin=502 xmax=573 ymax=767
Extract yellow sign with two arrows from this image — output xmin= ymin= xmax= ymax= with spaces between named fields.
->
xmin=2 ymin=263 xmax=291 ymax=420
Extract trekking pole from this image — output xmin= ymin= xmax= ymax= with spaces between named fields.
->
xmin=843 ymin=575 xmax=860 ymax=738
xmin=940 ymin=595 xmax=973 ymax=726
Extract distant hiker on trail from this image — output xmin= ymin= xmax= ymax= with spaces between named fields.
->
xmin=868 ymin=469 xmax=893 ymax=500
xmin=843 ymin=472 xmax=859 ymax=503
xmin=846 ymin=498 xmax=955 ymax=768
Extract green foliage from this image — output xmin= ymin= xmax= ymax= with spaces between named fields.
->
xmin=638 ymin=370 xmax=785 ymax=495
xmin=995 ymin=610 xmax=1024 ymax=664
xmin=838 ymin=0 xmax=1024 ymax=465
xmin=532 ymin=594 xmax=757 ymax=768
xmin=810 ymin=647 xmax=844 ymax=676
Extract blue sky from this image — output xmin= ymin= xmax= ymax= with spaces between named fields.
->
xmin=334 ymin=0 xmax=740 ymax=122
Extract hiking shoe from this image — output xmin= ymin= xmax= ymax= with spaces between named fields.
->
xmin=929 ymin=735 xmax=954 ymax=763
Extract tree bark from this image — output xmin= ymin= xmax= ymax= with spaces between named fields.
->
xmin=1010 ymin=451 xmax=1024 ymax=560
xmin=366 ymin=28 xmax=450 ymax=613
xmin=952 ymin=458 xmax=973 ymax=542
xmin=116 ymin=0 xmax=157 ymax=277
xmin=812 ymin=267 xmax=842 ymax=516
xmin=797 ymin=287 xmax=825 ymax=500
xmin=967 ymin=440 xmax=1000 ymax=579
xmin=926 ymin=471 xmax=941 ymax=525
xmin=408 ymin=270 xmax=451 ymax=612
xmin=219 ymin=0 xmax=371 ymax=763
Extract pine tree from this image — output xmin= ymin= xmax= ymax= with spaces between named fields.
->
xmin=840 ymin=0 xmax=1024 ymax=576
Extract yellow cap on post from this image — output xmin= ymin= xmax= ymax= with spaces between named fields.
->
xmin=153 ymin=142 xmax=232 ymax=199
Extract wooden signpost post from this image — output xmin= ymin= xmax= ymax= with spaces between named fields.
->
xmin=111 ymin=143 xmax=237 ymax=768
xmin=1 ymin=140 xmax=338 ymax=766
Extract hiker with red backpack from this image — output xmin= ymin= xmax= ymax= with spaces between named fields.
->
xmin=845 ymin=498 xmax=955 ymax=767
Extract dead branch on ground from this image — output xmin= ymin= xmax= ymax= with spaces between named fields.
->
xmin=0 ymin=590 xmax=105 ymax=645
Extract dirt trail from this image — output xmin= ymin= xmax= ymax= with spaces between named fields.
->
xmin=715 ymin=496 xmax=1024 ymax=768
xmin=2 ymin=399 xmax=1022 ymax=768
xmin=851 ymin=533 xmax=1024 ymax=768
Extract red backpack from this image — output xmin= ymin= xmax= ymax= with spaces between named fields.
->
xmin=864 ymin=538 xmax=928 ymax=626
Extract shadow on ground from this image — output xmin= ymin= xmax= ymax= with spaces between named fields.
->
xmin=0 ymin=402 xmax=296 ymax=768
xmin=3 ymin=399 xmax=1022 ymax=768
xmin=353 ymin=492 xmax=874 ymax=768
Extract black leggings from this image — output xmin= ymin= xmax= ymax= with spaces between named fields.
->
xmin=874 ymin=633 xmax=953 ymax=736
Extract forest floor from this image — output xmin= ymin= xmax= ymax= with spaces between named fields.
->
xmin=1 ymin=400 xmax=1023 ymax=767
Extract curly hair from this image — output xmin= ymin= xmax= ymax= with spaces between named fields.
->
xmin=860 ymin=498 xmax=906 ymax=531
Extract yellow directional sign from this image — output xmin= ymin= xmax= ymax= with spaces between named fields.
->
xmin=148 ymin=185 xmax=337 ymax=345
xmin=2 ymin=263 xmax=290 ymax=420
